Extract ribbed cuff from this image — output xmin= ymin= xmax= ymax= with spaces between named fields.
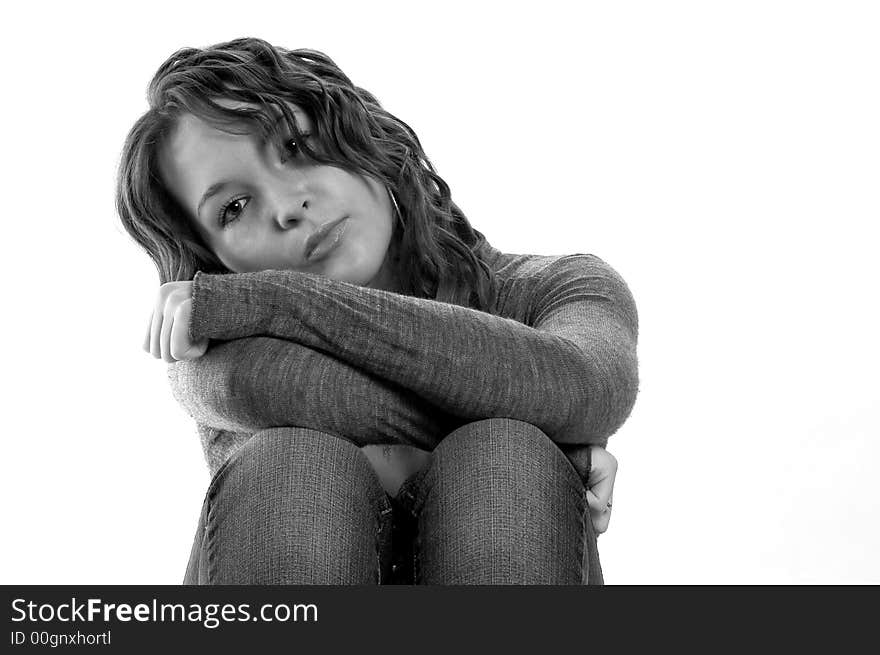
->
xmin=188 ymin=270 xmax=205 ymax=343
xmin=189 ymin=271 xmax=270 ymax=342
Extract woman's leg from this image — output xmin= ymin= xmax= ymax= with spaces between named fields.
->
xmin=183 ymin=427 xmax=393 ymax=584
xmin=399 ymin=418 xmax=603 ymax=585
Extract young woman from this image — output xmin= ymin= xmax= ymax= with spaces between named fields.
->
xmin=117 ymin=37 xmax=639 ymax=585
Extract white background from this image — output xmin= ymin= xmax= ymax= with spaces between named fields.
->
xmin=2 ymin=0 xmax=877 ymax=584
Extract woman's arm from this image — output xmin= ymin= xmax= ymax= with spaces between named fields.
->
xmin=167 ymin=335 xmax=461 ymax=450
xmin=186 ymin=254 xmax=639 ymax=445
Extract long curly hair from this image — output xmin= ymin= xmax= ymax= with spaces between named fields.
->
xmin=116 ymin=37 xmax=497 ymax=310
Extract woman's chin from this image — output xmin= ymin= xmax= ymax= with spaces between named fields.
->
xmin=315 ymin=259 xmax=377 ymax=288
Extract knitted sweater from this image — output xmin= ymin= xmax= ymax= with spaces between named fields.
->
xmin=166 ymin=240 xmax=639 ymax=478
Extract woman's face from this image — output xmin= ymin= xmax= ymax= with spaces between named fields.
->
xmin=158 ymin=102 xmax=400 ymax=291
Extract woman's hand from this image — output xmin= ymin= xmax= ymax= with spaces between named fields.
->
xmin=560 ymin=444 xmax=618 ymax=535
xmin=143 ymin=281 xmax=209 ymax=363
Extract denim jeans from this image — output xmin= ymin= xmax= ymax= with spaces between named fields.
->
xmin=183 ymin=418 xmax=603 ymax=585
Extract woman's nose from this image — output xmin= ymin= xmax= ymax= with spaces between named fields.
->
xmin=264 ymin=177 xmax=313 ymax=229
xmin=273 ymin=199 xmax=310 ymax=229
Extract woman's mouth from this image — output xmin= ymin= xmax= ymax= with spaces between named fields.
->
xmin=306 ymin=217 xmax=348 ymax=262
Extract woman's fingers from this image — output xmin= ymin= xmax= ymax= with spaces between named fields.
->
xmin=584 ymin=446 xmax=617 ymax=535
xmin=591 ymin=506 xmax=612 ymax=534
xmin=143 ymin=281 xmax=204 ymax=362
xmin=149 ymin=298 xmax=165 ymax=359
xmin=586 ymin=475 xmax=615 ymax=512
xmin=170 ymin=303 xmax=187 ymax=361
xmin=160 ymin=300 xmax=176 ymax=363
xmin=171 ymin=300 xmax=209 ymax=361
xmin=143 ymin=314 xmax=153 ymax=353
xmin=587 ymin=487 xmax=614 ymax=534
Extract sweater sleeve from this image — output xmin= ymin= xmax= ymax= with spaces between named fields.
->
xmin=167 ymin=335 xmax=462 ymax=452
xmin=188 ymin=254 xmax=639 ymax=445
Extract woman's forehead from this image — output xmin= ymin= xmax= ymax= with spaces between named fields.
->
xmin=213 ymin=97 xmax=312 ymax=129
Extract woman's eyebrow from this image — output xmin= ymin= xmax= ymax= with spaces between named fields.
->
xmin=270 ymin=106 xmax=310 ymax=133
xmin=269 ymin=113 xmax=291 ymax=139
xmin=197 ymin=181 xmax=229 ymax=219
xmin=194 ymin=110 xmax=305 ymax=221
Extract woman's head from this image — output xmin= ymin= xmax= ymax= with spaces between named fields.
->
xmin=117 ymin=37 xmax=496 ymax=308
xmin=157 ymin=100 xmax=400 ymax=291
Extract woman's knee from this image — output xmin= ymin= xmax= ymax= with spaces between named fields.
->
xmin=432 ymin=418 xmax=581 ymax=487
xmin=205 ymin=426 xmax=388 ymax=584
xmin=237 ymin=427 xmax=378 ymax=486
xmin=414 ymin=418 xmax=588 ymax=584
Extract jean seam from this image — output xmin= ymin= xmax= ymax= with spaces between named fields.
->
xmin=197 ymin=433 xmax=255 ymax=584
xmin=205 ymin=487 xmax=219 ymax=584
xmin=202 ymin=449 xmax=240 ymax=585
xmin=392 ymin=485 xmax=420 ymax=584
xmin=412 ymin=517 xmax=421 ymax=585
xmin=376 ymin=506 xmax=393 ymax=585
xmin=580 ymin=487 xmax=589 ymax=585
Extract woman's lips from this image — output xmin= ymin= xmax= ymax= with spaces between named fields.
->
xmin=306 ymin=217 xmax=348 ymax=262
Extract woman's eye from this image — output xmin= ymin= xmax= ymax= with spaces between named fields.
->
xmin=218 ymin=196 xmax=249 ymax=227
xmin=282 ymin=133 xmax=312 ymax=162
xmin=284 ymin=141 xmax=299 ymax=160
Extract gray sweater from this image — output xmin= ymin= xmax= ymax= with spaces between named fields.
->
xmin=167 ymin=240 xmax=639 ymax=477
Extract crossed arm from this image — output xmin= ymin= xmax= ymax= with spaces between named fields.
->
xmin=166 ymin=253 xmax=639 ymax=465
xmin=168 ymin=334 xmax=461 ymax=451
